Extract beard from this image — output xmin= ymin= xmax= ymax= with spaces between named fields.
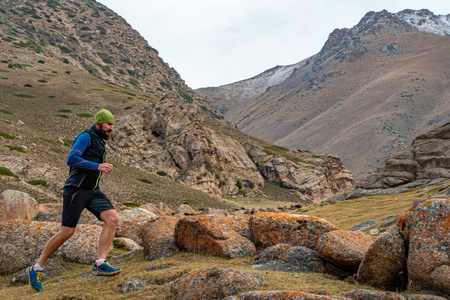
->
xmin=98 ymin=124 xmax=112 ymax=140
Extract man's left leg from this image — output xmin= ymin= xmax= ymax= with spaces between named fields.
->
xmin=92 ymin=209 xmax=122 ymax=276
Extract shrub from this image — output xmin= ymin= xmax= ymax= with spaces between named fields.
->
xmin=183 ymin=199 xmax=199 ymax=204
xmin=0 ymin=109 xmax=13 ymax=114
xmin=123 ymin=202 xmax=140 ymax=207
xmin=138 ymin=178 xmax=152 ymax=184
xmin=236 ymin=190 xmax=247 ymax=197
xmin=54 ymin=114 xmax=69 ymax=118
xmin=58 ymin=109 xmax=72 ymax=113
xmin=0 ymin=132 xmax=14 ymax=139
xmin=236 ymin=180 xmax=242 ymax=190
xmin=27 ymin=180 xmax=48 ymax=186
xmin=37 ymin=79 xmax=47 ymax=83
xmin=24 ymin=83 xmax=33 ymax=87
xmin=4 ymin=145 xmax=26 ymax=153
xmin=0 ymin=166 xmax=17 ymax=178
xmin=124 ymin=106 xmax=133 ymax=110
xmin=37 ymin=60 xmax=45 ymax=64
xmin=12 ymin=94 xmax=35 ymax=98
xmin=76 ymin=113 xmax=93 ymax=118
xmin=156 ymin=171 xmax=167 ymax=176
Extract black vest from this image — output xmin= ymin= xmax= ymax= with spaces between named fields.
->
xmin=64 ymin=126 xmax=106 ymax=189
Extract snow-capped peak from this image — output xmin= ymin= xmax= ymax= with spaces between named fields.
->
xmin=396 ymin=9 xmax=450 ymax=36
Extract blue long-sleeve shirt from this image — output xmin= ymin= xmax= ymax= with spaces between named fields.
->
xmin=66 ymin=127 xmax=100 ymax=170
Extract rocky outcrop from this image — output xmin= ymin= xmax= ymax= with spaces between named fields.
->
xmin=316 ymin=230 xmax=377 ymax=271
xmin=115 ymin=208 xmax=158 ymax=245
xmin=357 ymin=226 xmax=407 ymax=289
xmin=171 ymin=267 xmax=268 ymax=300
xmin=398 ymin=198 xmax=450 ymax=294
xmin=141 ymin=215 xmax=179 ymax=261
xmin=0 ymin=220 xmax=103 ymax=274
xmin=358 ymin=123 xmax=450 ymax=189
xmin=111 ymin=95 xmax=264 ymax=197
xmin=244 ymin=142 xmax=353 ymax=203
xmin=174 ymin=215 xmax=256 ymax=258
xmin=249 ymin=212 xmax=339 ymax=250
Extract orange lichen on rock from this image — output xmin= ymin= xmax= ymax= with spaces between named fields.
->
xmin=140 ymin=215 xmax=179 ymax=261
xmin=249 ymin=212 xmax=339 ymax=250
xmin=316 ymin=230 xmax=376 ymax=270
xmin=175 ymin=215 xmax=255 ymax=258
xmin=171 ymin=267 xmax=267 ymax=300
xmin=402 ymin=199 xmax=450 ymax=294
xmin=237 ymin=290 xmax=351 ymax=299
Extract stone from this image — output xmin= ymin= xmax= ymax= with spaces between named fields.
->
xmin=399 ymin=199 xmax=450 ymax=294
xmin=114 ymin=208 xmax=158 ymax=245
xmin=349 ymin=219 xmax=377 ymax=231
xmin=316 ymin=230 xmax=377 ymax=272
xmin=0 ymin=220 xmax=103 ymax=274
xmin=0 ymin=190 xmax=40 ymax=222
xmin=357 ymin=226 xmax=407 ymax=290
xmin=121 ymin=277 xmax=149 ymax=294
xmin=113 ymin=237 xmax=142 ymax=252
xmin=251 ymin=243 xmax=326 ymax=273
xmin=141 ymin=215 xmax=179 ymax=261
xmin=226 ymin=214 xmax=251 ymax=240
xmin=249 ymin=212 xmax=339 ymax=250
xmin=175 ymin=215 xmax=255 ymax=258
xmin=171 ymin=267 xmax=267 ymax=300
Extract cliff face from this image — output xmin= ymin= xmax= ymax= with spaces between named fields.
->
xmin=357 ymin=122 xmax=450 ymax=189
xmin=197 ymin=9 xmax=450 ymax=178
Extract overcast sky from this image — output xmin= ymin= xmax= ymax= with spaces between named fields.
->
xmin=97 ymin=0 xmax=449 ymax=89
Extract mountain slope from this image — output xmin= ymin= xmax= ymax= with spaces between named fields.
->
xmin=197 ymin=9 xmax=450 ymax=178
xmin=0 ymin=0 xmax=352 ymax=206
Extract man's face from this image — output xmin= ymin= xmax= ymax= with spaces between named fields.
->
xmin=98 ymin=122 xmax=114 ymax=140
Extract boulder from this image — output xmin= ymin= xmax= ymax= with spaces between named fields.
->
xmin=249 ymin=212 xmax=339 ymax=250
xmin=175 ymin=215 xmax=255 ymax=258
xmin=114 ymin=208 xmax=158 ymax=245
xmin=121 ymin=277 xmax=149 ymax=294
xmin=232 ymin=290 xmax=350 ymax=300
xmin=171 ymin=267 xmax=267 ymax=300
xmin=0 ymin=219 xmax=103 ymax=274
xmin=251 ymin=243 xmax=326 ymax=273
xmin=113 ymin=237 xmax=142 ymax=252
xmin=0 ymin=190 xmax=41 ymax=221
xmin=316 ymin=230 xmax=377 ymax=271
xmin=140 ymin=215 xmax=179 ymax=261
xmin=399 ymin=199 xmax=450 ymax=294
xmin=357 ymin=226 xmax=407 ymax=289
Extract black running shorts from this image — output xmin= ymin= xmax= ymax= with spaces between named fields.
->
xmin=62 ymin=187 xmax=114 ymax=227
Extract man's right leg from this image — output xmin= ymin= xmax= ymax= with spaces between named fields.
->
xmin=28 ymin=226 xmax=76 ymax=291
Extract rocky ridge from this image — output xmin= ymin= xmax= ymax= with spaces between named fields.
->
xmin=197 ymin=9 xmax=450 ymax=177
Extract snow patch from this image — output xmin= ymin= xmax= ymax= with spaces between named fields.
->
xmin=396 ymin=10 xmax=450 ymax=36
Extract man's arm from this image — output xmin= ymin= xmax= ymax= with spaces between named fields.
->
xmin=66 ymin=133 xmax=99 ymax=170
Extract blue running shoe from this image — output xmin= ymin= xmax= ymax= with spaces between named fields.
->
xmin=27 ymin=265 xmax=43 ymax=291
xmin=92 ymin=261 xmax=122 ymax=276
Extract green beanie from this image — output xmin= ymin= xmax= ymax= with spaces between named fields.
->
xmin=94 ymin=109 xmax=115 ymax=124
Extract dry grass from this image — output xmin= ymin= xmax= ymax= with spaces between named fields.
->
xmin=0 ymin=251 xmax=376 ymax=300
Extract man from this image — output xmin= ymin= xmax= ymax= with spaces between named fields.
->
xmin=28 ymin=109 xmax=121 ymax=291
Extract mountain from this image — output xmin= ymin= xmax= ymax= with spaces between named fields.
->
xmin=0 ymin=0 xmax=352 ymax=206
xmin=196 ymin=9 xmax=450 ymax=178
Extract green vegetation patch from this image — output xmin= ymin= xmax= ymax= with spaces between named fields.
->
xmin=12 ymin=93 xmax=35 ymax=98
xmin=67 ymin=102 xmax=81 ymax=105
xmin=123 ymin=202 xmax=140 ymax=208
xmin=40 ymin=138 xmax=58 ymax=145
xmin=156 ymin=171 xmax=167 ymax=177
xmin=58 ymin=109 xmax=72 ymax=113
xmin=27 ymin=180 xmax=48 ymax=186
xmin=183 ymin=199 xmax=199 ymax=204
xmin=76 ymin=113 xmax=93 ymax=118
xmin=0 ymin=166 xmax=17 ymax=178
xmin=138 ymin=178 xmax=152 ymax=184
xmin=4 ymin=145 xmax=26 ymax=153
xmin=0 ymin=132 xmax=14 ymax=139
xmin=54 ymin=114 xmax=69 ymax=118
xmin=264 ymin=145 xmax=289 ymax=152
xmin=0 ymin=109 xmax=13 ymax=115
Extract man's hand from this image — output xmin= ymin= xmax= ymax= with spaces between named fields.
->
xmin=98 ymin=163 xmax=113 ymax=174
